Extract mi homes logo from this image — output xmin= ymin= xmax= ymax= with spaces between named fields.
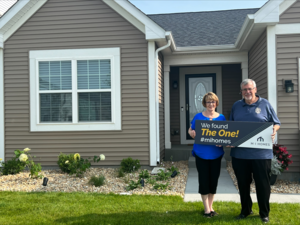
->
xmin=257 ymin=137 xmax=264 ymax=142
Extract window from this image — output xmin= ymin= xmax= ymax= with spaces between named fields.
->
xmin=29 ymin=48 xmax=121 ymax=131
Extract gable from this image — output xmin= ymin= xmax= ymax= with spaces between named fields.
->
xmin=279 ymin=0 xmax=300 ymax=23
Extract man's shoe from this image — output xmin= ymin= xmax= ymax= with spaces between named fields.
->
xmin=261 ymin=217 xmax=269 ymax=223
xmin=236 ymin=214 xmax=246 ymax=220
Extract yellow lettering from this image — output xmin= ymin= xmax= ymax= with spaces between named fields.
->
xmin=219 ymin=129 xmax=225 ymax=137
xmin=236 ymin=130 xmax=239 ymax=137
xmin=231 ymin=132 xmax=236 ymax=137
xmin=202 ymin=128 xmax=208 ymax=135
xmin=225 ymin=131 xmax=231 ymax=137
xmin=212 ymin=131 xmax=216 ymax=136
xmin=206 ymin=129 xmax=212 ymax=136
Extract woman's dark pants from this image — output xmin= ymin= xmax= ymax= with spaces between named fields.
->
xmin=232 ymin=157 xmax=271 ymax=218
xmin=195 ymin=155 xmax=222 ymax=195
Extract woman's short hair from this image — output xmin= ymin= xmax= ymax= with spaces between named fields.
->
xmin=202 ymin=92 xmax=219 ymax=107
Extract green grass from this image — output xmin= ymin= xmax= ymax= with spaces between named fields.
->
xmin=0 ymin=192 xmax=299 ymax=225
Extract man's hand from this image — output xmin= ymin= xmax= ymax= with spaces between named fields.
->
xmin=188 ymin=127 xmax=196 ymax=139
xmin=226 ymin=145 xmax=235 ymax=148
xmin=271 ymin=125 xmax=280 ymax=143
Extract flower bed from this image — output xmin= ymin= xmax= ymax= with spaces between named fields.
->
xmin=0 ymin=161 xmax=188 ymax=197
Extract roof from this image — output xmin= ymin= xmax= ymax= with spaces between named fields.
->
xmin=148 ymin=8 xmax=259 ymax=47
xmin=0 ymin=0 xmax=18 ymax=18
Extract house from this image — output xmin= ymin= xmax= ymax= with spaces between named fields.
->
xmin=0 ymin=0 xmax=299 ymax=179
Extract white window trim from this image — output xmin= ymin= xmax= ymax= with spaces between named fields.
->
xmin=29 ymin=48 xmax=121 ymax=132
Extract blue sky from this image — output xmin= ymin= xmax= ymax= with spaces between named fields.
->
xmin=129 ymin=0 xmax=269 ymax=14
xmin=0 ymin=0 xmax=269 ymax=16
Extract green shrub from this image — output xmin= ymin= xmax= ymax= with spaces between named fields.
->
xmin=146 ymin=177 xmax=156 ymax=185
xmin=139 ymin=169 xmax=150 ymax=179
xmin=1 ymin=148 xmax=43 ymax=178
xmin=120 ymin=157 xmax=141 ymax=173
xmin=156 ymin=169 xmax=172 ymax=181
xmin=57 ymin=153 xmax=106 ymax=177
xmin=1 ymin=157 xmax=26 ymax=175
xmin=153 ymin=183 xmax=170 ymax=191
xmin=28 ymin=161 xmax=43 ymax=179
xmin=126 ymin=179 xmax=142 ymax=191
xmin=57 ymin=153 xmax=91 ymax=177
xmin=88 ymin=175 xmax=105 ymax=187
xmin=116 ymin=168 xmax=125 ymax=178
xmin=167 ymin=165 xmax=180 ymax=175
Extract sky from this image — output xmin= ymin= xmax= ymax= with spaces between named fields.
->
xmin=0 ymin=0 xmax=17 ymax=15
xmin=129 ymin=0 xmax=269 ymax=14
xmin=0 ymin=0 xmax=269 ymax=16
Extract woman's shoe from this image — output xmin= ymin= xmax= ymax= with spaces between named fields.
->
xmin=211 ymin=211 xmax=219 ymax=216
xmin=203 ymin=212 xmax=212 ymax=218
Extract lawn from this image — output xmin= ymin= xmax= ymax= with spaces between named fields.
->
xmin=0 ymin=192 xmax=299 ymax=225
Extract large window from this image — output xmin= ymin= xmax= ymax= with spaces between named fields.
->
xmin=29 ymin=48 xmax=121 ymax=131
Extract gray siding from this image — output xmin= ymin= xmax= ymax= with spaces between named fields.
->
xmin=248 ymin=30 xmax=268 ymax=99
xmin=280 ymin=0 xmax=300 ymax=24
xmin=170 ymin=67 xmax=180 ymax=144
xmin=221 ymin=64 xmax=242 ymax=120
xmin=276 ymin=34 xmax=300 ymax=172
xmin=4 ymin=0 xmax=149 ymax=166
xmin=158 ymin=51 xmax=165 ymax=160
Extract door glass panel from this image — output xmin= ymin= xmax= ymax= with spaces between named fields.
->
xmin=188 ymin=77 xmax=213 ymax=125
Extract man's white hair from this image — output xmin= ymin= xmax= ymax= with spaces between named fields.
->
xmin=240 ymin=79 xmax=256 ymax=89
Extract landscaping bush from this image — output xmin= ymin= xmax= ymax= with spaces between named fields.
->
xmin=1 ymin=148 xmax=43 ymax=178
xmin=88 ymin=175 xmax=105 ymax=187
xmin=57 ymin=153 xmax=105 ymax=177
xmin=126 ymin=179 xmax=142 ymax=191
xmin=1 ymin=157 xmax=26 ymax=175
xmin=120 ymin=157 xmax=141 ymax=173
xmin=153 ymin=182 xmax=170 ymax=191
xmin=156 ymin=169 xmax=172 ymax=181
xmin=139 ymin=169 xmax=150 ymax=179
xmin=116 ymin=168 xmax=125 ymax=178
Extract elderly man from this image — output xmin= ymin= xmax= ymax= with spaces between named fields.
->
xmin=230 ymin=79 xmax=280 ymax=223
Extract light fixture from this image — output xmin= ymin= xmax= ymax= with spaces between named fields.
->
xmin=173 ymin=81 xmax=178 ymax=89
xmin=283 ymin=79 xmax=294 ymax=93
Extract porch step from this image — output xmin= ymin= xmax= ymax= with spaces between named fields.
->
xmin=188 ymin=156 xmax=227 ymax=168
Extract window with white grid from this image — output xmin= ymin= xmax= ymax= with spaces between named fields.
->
xmin=29 ymin=48 xmax=121 ymax=131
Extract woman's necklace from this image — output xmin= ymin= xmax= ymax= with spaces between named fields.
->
xmin=203 ymin=111 xmax=215 ymax=120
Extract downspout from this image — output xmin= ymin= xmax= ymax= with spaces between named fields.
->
xmin=155 ymin=36 xmax=171 ymax=163
xmin=0 ymin=37 xmax=4 ymax=164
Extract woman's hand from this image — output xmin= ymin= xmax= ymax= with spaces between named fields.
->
xmin=188 ymin=127 xmax=196 ymax=139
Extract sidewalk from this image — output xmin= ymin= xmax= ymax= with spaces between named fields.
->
xmin=184 ymin=157 xmax=300 ymax=203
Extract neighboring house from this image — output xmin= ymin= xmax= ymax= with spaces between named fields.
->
xmin=0 ymin=0 xmax=299 ymax=179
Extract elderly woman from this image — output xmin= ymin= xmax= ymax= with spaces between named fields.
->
xmin=188 ymin=92 xmax=226 ymax=218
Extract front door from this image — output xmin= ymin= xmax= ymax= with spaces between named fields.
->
xmin=185 ymin=74 xmax=216 ymax=139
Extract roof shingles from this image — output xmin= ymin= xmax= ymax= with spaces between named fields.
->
xmin=147 ymin=8 xmax=259 ymax=47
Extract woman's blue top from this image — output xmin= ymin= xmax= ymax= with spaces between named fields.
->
xmin=191 ymin=112 xmax=226 ymax=160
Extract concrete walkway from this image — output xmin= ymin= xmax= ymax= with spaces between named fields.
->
xmin=184 ymin=157 xmax=300 ymax=203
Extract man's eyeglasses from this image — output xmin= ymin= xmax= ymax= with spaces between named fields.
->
xmin=241 ymin=87 xmax=255 ymax=92
xmin=206 ymin=101 xmax=216 ymax=104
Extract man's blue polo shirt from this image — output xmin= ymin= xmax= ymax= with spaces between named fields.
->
xmin=230 ymin=95 xmax=281 ymax=159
